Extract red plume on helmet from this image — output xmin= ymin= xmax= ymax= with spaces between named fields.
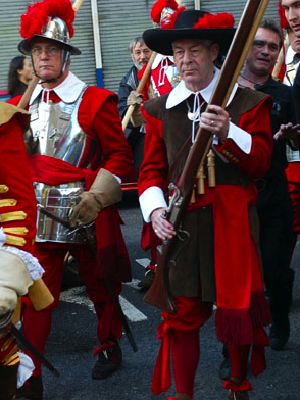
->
xmin=278 ymin=2 xmax=289 ymax=30
xmin=151 ymin=0 xmax=179 ymax=23
xmin=20 ymin=0 xmax=75 ymax=40
xmin=151 ymin=0 xmax=186 ymax=29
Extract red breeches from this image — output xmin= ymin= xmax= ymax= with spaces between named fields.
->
xmin=153 ymin=297 xmax=253 ymax=397
xmin=22 ymin=242 xmax=122 ymax=376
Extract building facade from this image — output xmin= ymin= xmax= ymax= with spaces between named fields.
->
xmin=0 ymin=0 xmax=279 ymax=94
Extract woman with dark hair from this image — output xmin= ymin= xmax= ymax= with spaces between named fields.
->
xmin=7 ymin=56 xmax=33 ymax=97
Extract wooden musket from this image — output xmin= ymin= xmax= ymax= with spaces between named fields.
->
xmin=144 ymin=0 xmax=270 ymax=313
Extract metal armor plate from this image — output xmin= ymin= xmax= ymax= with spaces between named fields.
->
xmin=35 ymin=182 xmax=95 ymax=244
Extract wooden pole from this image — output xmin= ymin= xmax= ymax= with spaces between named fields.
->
xmin=72 ymin=0 xmax=85 ymax=14
xmin=121 ymin=51 xmax=157 ymax=131
xmin=17 ymin=75 xmax=39 ymax=109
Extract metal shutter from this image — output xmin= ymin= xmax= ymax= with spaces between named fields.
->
xmin=0 ymin=0 xmax=96 ymax=91
xmin=0 ymin=1 xmax=31 ymax=92
xmin=199 ymin=1 xmax=278 ymax=22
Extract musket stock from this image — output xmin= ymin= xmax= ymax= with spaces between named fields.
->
xmin=144 ymin=0 xmax=270 ymax=312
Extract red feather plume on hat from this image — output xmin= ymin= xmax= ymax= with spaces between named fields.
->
xmin=194 ymin=12 xmax=235 ymax=30
xmin=20 ymin=0 xmax=75 ymax=40
xmin=151 ymin=0 xmax=180 ymax=23
xmin=278 ymin=3 xmax=289 ymax=29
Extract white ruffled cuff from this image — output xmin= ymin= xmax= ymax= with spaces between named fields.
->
xmin=0 ymin=245 xmax=44 ymax=281
xmin=17 ymin=352 xmax=35 ymax=388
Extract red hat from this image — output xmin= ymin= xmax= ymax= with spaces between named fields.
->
xmin=151 ymin=0 xmax=186 ymax=29
xmin=18 ymin=0 xmax=80 ymax=55
xmin=278 ymin=3 xmax=289 ymax=30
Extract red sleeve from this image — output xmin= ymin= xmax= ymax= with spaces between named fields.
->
xmin=0 ymin=115 xmax=37 ymax=253
xmin=215 ymin=97 xmax=273 ymax=180
xmin=78 ymin=88 xmax=133 ymax=180
xmin=138 ymin=106 xmax=168 ymax=196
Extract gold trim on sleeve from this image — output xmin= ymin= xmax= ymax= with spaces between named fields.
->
xmin=0 ymin=185 xmax=9 ymax=193
xmin=5 ymin=235 xmax=27 ymax=247
xmin=0 ymin=199 xmax=17 ymax=207
xmin=3 ymin=227 xmax=29 ymax=235
xmin=0 ymin=211 xmax=27 ymax=222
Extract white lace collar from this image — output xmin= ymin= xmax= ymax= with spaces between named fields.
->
xmin=30 ymin=72 xmax=86 ymax=105
xmin=166 ymin=67 xmax=237 ymax=109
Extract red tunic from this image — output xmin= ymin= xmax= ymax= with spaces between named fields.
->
xmin=0 ymin=107 xmax=37 ymax=253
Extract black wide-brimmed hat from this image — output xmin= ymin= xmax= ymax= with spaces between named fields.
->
xmin=143 ymin=9 xmax=236 ymax=56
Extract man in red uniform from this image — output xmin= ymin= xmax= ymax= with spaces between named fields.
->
xmin=138 ymin=9 xmax=272 ymax=400
xmin=10 ymin=0 xmax=133 ymax=398
xmin=0 ymin=102 xmax=53 ymax=399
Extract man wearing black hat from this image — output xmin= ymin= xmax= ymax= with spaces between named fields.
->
xmin=9 ymin=0 xmax=133 ymax=398
xmin=138 ymin=9 xmax=273 ymax=400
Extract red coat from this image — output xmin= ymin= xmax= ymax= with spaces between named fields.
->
xmin=0 ymin=106 xmax=37 ymax=253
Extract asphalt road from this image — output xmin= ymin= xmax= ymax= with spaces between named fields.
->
xmin=37 ymin=193 xmax=300 ymax=400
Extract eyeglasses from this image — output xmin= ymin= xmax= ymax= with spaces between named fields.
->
xmin=31 ymin=46 xmax=61 ymax=57
xmin=253 ymin=40 xmax=280 ymax=52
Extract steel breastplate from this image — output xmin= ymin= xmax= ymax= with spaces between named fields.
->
xmin=29 ymin=87 xmax=96 ymax=168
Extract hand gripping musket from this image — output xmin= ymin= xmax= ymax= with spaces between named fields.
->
xmin=144 ymin=0 xmax=270 ymax=313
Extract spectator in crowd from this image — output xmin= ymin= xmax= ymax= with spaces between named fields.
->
xmin=7 ymin=56 xmax=33 ymax=97
xmin=219 ymin=18 xmax=298 ymax=380
xmin=118 ymin=37 xmax=152 ymax=176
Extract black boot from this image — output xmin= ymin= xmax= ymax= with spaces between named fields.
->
xmin=16 ymin=376 xmax=43 ymax=400
xmin=269 ymin=316 xmax=290 ymax=351
xmin=0 ymin=364 xmax=18 ymax=400
xmin=268 ymin=269 xmax=294 ymax=351
xmin=228 ymin=391 xmax=249 ymax=400
xmin=92 ymin=340 xmax=122 ymax=380
xmin=137 ymin=264 xmax=156 ymax=291
xmin=219 ymin=344 xmax=231 ymax=381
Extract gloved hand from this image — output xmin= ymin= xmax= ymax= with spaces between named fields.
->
xmin=127 ymin=91 xmax=145 ymax=127
xmin=69 ymin=168 xmax=122 ymax=227
xmin=127 ymin=90 xmax=143 ymax=106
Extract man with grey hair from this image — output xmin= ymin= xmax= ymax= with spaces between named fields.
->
xmin=9 ymin=1 xmax=133 ymax=397
xmin=118 ymin=36 xmax=152 ymax=172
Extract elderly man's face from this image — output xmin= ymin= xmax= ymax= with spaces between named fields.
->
xmin=131 ymin=42 xmax=152 ymax=70
xmin=282 ymin=0 xmax=300 ymax=37
xmin=172 ymin=39 xmax=219 ymax=92
xmin=31 ymin=38 xmax=67 ymax=85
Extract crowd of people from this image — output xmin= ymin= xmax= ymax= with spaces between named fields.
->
xmin=0 ymin=0 xmax=300 ymax=399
